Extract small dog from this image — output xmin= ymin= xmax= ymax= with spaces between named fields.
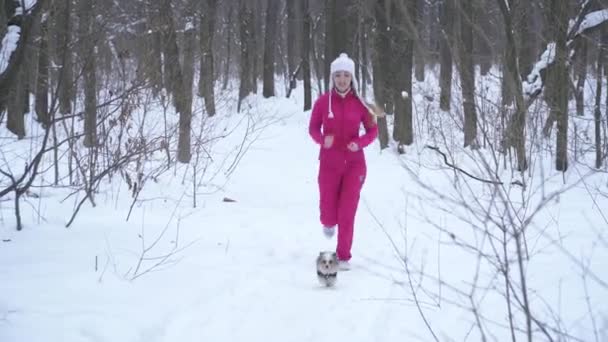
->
xmin=316 ymin=251 xmax=338 ymax=287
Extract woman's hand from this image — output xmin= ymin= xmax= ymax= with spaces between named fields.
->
xmin=347 ymin=142 xmax=359 ymax=152
xmin=323 ymin=135 xmax=334 ymax=148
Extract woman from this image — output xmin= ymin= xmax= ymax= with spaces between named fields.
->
xmin=308 ymin=53 xmax=379 ymax=270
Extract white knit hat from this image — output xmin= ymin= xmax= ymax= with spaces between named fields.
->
xmin=329 ymin=53 xmax=358 ymax=92
xmin=328 ymin=52 xmax=366 ymax=119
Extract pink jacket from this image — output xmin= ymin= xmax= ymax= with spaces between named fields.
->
xmin=309 ymin=89 xmax=378 ymax=164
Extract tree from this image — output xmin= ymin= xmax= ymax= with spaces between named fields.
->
xmin=198 ymin=0 xmax=218 ymax=116
xmin=302 ymin=0 xmax=312 ymax=111
xmin=458 ymin=0 xmax=478 ymax=148
xmin=439 ymin=0 xmax=454 ymax=111
xmin=262 ymin=0 xmax=280 ymax=98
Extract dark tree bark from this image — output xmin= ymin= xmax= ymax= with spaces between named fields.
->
xmin=391 ymin=0 xmax=416 ymax=150
xmin=302 ymin=0 xmax=312 ymax=111
xmin=594 ymin=29 xmax=606 ymax=169
xmin=497 ymin=0 xmax=528 ymax=171
xmin=56 ymin=0 xmax=73 ymax=115
xmin=35 ymin=5 xmax=50 ymax=127
xmin=198 ymin=0 xmax=217 ymax=116
xmin=79 ymin=0 xmax=97 ymax=148
xmin=553 ymin=0 xmax=569 ymax=171
xmin=458 ymin=0 xmax=478 ymax=148
xmin=439 ymin=0 xmax=454 ymax=111
xmin=574 ymin=37 xmax=587 ymax=116
xmin=286 ymin=0 xmax=299 ymax=79
xmin=238 ymin=0 xmax=254 ymax=111
xmin=372 ymin=0 xmax=391 ymax=149
xmin=262 ymin=0 xmax=279 ymax=98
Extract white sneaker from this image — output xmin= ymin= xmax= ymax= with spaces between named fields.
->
xmin=322 ymin=225 xmax=335 ymax=238
xmin=338 ymin=260 xmax=351 ymax=271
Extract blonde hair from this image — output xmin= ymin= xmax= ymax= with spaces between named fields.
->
xmin=362 ymin=101 xmax=385 ymax=124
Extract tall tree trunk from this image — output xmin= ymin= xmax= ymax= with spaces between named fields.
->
xmin=56 ymin=0 xmax=72 ymax=115
xmin=474 ymin=0 xmax=492 ymax=75
xmin=414 ymin=0 xmax=426 ymax=82
xmin=459 ymin=0 xmax=477 ymax=148
xmin=199 ymin=0 xmax=217 ymax=116
xmin=554 ymin=0 xmax=569 ymax=171
xmin=159 ymin=0 xmax=190 ymax=163
xmin=79 ymin=0 xmax=97 ymax=148
xmin=222 ymin=4 xmax=234 ymax=90
xmin=302 ymin=0 xmax=312 ymax=111
xmin=372 ymin=0 xmax=390 ymax=149
xmin=238 ymin=0 xmax=254 ymax=111
xmin=392 ymin=0 xmax=416 ymax=150
xmin=497 ymin=0 xmax=528 ymax=171
xmin=515 ymin=0 xmax=535 ymax=78
xmin=439 ymin=0 xmax=454 ymax=111
xmin=35 ymin=3 xmax=50 ymax=127
xmin=0 ymin=0 xmax=6 ymax=40
xmin=182 ymin=17 xmax=196 ymax=121
xmin=144 ymin=0 xmax=163 ymax=97
xmin=594 ymin=29 xmax=605 ymax=169
xmin=331 ymin=0 xmax=356 ymax=60
xmin=360 ymin=4 xmax=369 ymax=98
xmin=7 ymin=65 xmax=26 ymax=138
xmin=575 ymin=38 xmax=587 ymax=116
xmin=286 ymin=0 xmax=298 ymax=79
xmin=324 ymin=0 xmax=334 ymax=91
xmin=262 ymin=0 xmax=279 ymax=98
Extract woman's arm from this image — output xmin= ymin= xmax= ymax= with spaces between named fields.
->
xmin=308 ymin=96 xmax=325 ymax=145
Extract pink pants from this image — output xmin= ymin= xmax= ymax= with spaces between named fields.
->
xmin=318 ymin=158 xmax=366 ymax=261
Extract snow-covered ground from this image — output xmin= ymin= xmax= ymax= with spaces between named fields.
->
xmin=1 ymin=74 xmax=607 ymax=341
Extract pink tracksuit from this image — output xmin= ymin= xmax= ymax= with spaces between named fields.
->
xmin=309 ymin=89 xmax=378 ymax=261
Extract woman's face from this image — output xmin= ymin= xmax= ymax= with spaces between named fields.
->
xmin=333 ymin=71 xmax=352 ymax=92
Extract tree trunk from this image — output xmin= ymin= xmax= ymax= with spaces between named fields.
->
xmin=594 ymin=29 xmax=605 ymax=169
xmin=372 ymin=0 xmax=391 ymax=149
xmin=459 ymin=0 xmax=477 ymax=148
xmin=262 ymin=0 xmax=279 ymax=98
xmin=474 ymin=0 xmax=492 ymax=75
xmin=199 ymin=0 xmax=217 ymax=116
xmin=182 ymin=18 xmax=196 ymax=119
xmin=144 ymin=0 xmax=163 ymax=97
xmin=0 ymin=0 xmax=6 ymax=40
xmin=159 ymin=0 xmax=190 ymax=163
xmin=439 ymin=0 xmax=454 ymax=111
xmin=575 ymin=38 xmax=587 ymax=116
xmin=302 ymin=0 xmax=312 ymax=111
xmin=222 ymin=4 xmax=234 ymax=90
xmin=7 ymin=65 xmax=26 ymax=138
xmin=79 ymin=0 xmax=97 ymax=148
xmin=324 ymin=0 xmax=334 ymax=91
xmin=414 ymin=0 xmax=425 ymax=82
xmin=553 ymin=0 xmax=569 ymax=171
xmin=392 ymin=0 xmax=416 ymax=150
xmin=497 ymin=0 xmax=528 ymax=171
xmin=57 ymin=0 xmax=73 ymax=115
xmin=515 ymin=0 xmax=535 ymax=78
xmin=238 ymin=0 xmax=254 ymax=111
xmin=35 ymin=6 xmax=50 ymax=127
xmin=286 ymin=0 xmax=298 ymax=79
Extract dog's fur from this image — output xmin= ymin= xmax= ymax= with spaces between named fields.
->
xmin=316 ymin=251 xmax=338 ymax=287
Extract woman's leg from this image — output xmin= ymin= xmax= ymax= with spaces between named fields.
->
xmin=336 ymin=161 xmax=366 ymax=261
xmin=318 ymin=163 xmax=342 ymax=228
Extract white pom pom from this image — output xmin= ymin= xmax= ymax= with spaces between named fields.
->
xmin=401 ymin=91 xmax=409 ymax=99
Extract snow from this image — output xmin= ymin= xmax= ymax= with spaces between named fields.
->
xmin=523 ymin=42 xmax=556 ymax=97
xmin=0 ymin=75 xmax=607 ymax=342
xmin=0 ymin=26 xmax=21 ymax=75
xmin=577 ymin=9 xmax=608 ymax=35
